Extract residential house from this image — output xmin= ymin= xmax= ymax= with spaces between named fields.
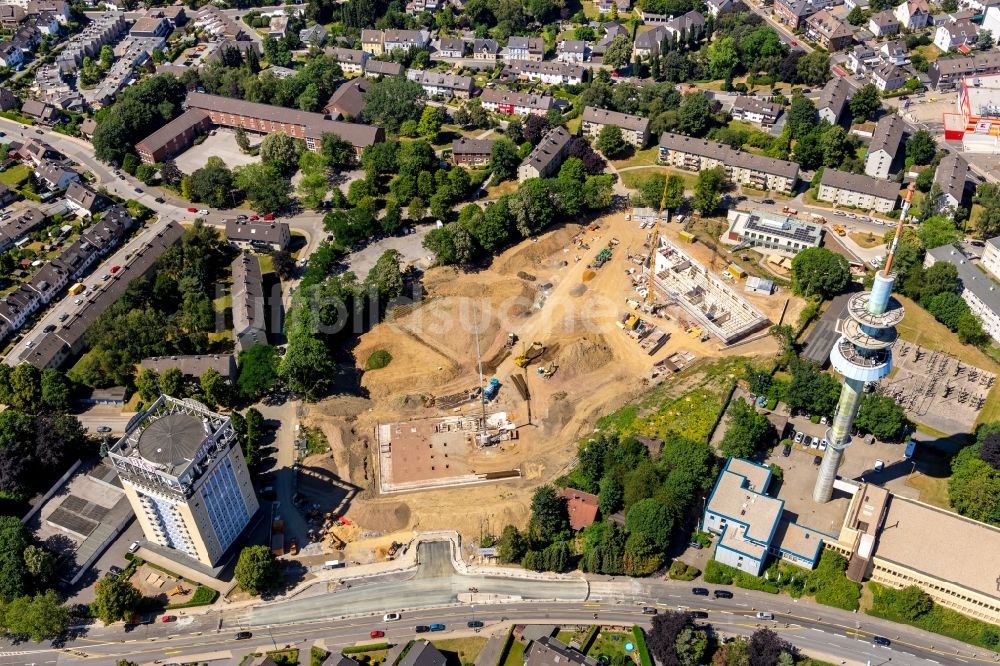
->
xmin=327 ymin=47 xmax=367 ymax=73
xmin=706 ymin=0 xmax=733 ymax=16
xmin=557 ymin=487 xmax=599 ymax=530
xmin=299 ymin=24 xmax=327 ymax=47
xmin=805 ymin=10 xmax=853 ymax=51
xmin=817 ymin=76 xmax=851 ymax=124
xmin=398 ymin=642 xmax=447 ymax=666
xmin=33 ymin=11 xmax=60 ymax=34
xmin=0 ymin=43 xmax=23 ymax=69
xmin=406 ymin=69 xmax=474 ymax=98
xmin=848 ymin=45 xmax=880 ymax=74
xmin=934 ymin=152 xmax=968 ymax=214
xmin=480 ymin=88 xmax=555 ymax=115
xmin=18 ymin=138 xmax=48 ymax=166
xmin=730 ymin=96 xmax=783 ymax=128
xmin=868 ymin=10 xmax=899 ymax=37
xmin=323 ymin=78 xmax=369 ymax=120
xmin=361 ymin=29 xmax=384 ymax=55
xmin=451 ymin=137 xmax=493 ymax=166
xmin=364 ymin=59 xmax=403 ymax=77
xmin=871 ymin=63 xmax=907 ymax=92
xmin=592 ymin=22 xmax=626 ymax=57
xmin=504 ymin=59 xmax=584 ymax=85
xmin=632 ymin=26 xmax=667 ymax=58
xmin=0 ymin=86 xmax=18 ymax=111
xmin=894 ymin=0 xmax=930 ymax=29
xmin=775 ymin=0 xmax=830 ymax=29
xmin=581 ymin=106 xmax=651 ymax=146
xmin=383 ymin=29 xmax=429 ymax=52
xmin=129 ymin=16 xmax=170 ymax=38
xmin=934 ymin=19 xmax=978 ymax=52
xmin=880 ymin=39 xmax=909 ymax=66
xmin=925 ymin=245 xmax=1000 ymax=344
xmin=79 ymin=117 xmax=97 ymax=139
xmin=526 ymin=637 xmax=599 ymax=666
xmin=140 ymin=354 xmax=238 ymax=381
xmin=437 ymin=36 xmax=465 ymax=58
xmin=845 ymin=0 xmax=870 ymax=9
xmin=65 ymin=180 xmax=104 ymax=215
xmin=596 ymin=0 xmax=630 ymax=13
xmin=472 ymin=38 xmax=499 ymax=61
xmin=864 ymin=114 xmax=905 ymax=178
xmin=0 ymin=5 xmax=25 ymax=27
xmin=35 ymin=160 xmax=78 ymax=190
xmin=929 ymin=49 xmax=1000 ymax=89
xmin=817 ymin=168 xmax=899 ymax=212
xmin=504 ymin=35 xmax=544 ymax=61
xmin=558 ymin=39 xmax=589 ymax=63
xmin=983 ymin=3 xmax=1000 ymax=37
xmin=658 ymin=132 xmax=799 ymax=193
xmin=518 ymin=126 xmax=572 ymax=181
xmin=405 ymin=0 xmax=439 ymax=13
xmin=231 ymin=253 xmax=267 ymax=353
xmin=266 ymin=15 xmax=288 ymax=38
xmin=225 ymin=218 xmax=291 ymax=251
xmin=0 ymin=182 xmax=15 ymax=208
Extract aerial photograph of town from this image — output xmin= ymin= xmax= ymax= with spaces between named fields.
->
xmin=0 ymin=0 xmax=999 ymax=663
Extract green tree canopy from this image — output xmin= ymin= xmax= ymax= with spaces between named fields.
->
xmin=92 ymin=577 xmax=142 ymax=624
xmin=625 ymin=498 xmax=673 ymax=551
xmin=234 ymin=545 xmax=280 ymax=596
xmin=855 ymin=393 xmax=907 ymax=441
xmin=791 ymin=247 xmax=850 ymax=299
xmin=361 ymin=76 xmax=425 ymax=133
xmin=720 ymin=398 xmax=773 ymax=459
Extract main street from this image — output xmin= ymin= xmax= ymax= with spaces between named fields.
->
xmin=0 ymin=542 xmax=994 ymax=666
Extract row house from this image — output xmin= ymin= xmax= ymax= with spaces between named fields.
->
xmin=929 ymin=49 xmax=1000 ymax=89
xmin=194 ymin=6 xmax=247 ymax=40
xmin=730 ymin=96 xmax=782 ymax=128
xmin=658 ymin=132 xmax=799 ymax=193
xmin=364 ymin=59 xmax=403 ymax=77
xmin=817 ymin=168 xmax=899 ymax=212
xmin=231 ymin=254 xmax=267 ymax=354
xmin=557 ymin=39 xmax=590 ymax=63
xmin=596 ymin=0 xmax=630 ymax=13
xmin=804 ymin=10 xmax=853 ymax=51
xmin=405 ymin=0 xmax=439 ymax=14
xmin=0 ymin=206 xmax=45 ymax=252
xmin=480 ymin=88 xmax=555 ymax=115
xmin=452 ymin=138 xmax=493 ymax=166
xmin=35 ymin=159 xmax=78 ymax=190
xmin=472 ymin=38 xmax=500 ymax=61
xmin=56 ymin=11 xmax=127 ymax=74
xmin=934 ymin=152 xmax=969 ymax=214
xmin=406 ymin=69 xmax=474 ymax=99
xmin=774 ymin=0 xmax=832 ymax=29
xmin=0 ymin=285 xmax=42 ymax=337
xmin=385 ymin=29 xmax=430 ymax=52
xmin=326 ymin=47 xmax=368 ymax=74
xmin=504 ymin=59 xmax=584 ymax=85
xmin=503 ymin=36 xmax=544 ymax=61
xmin=225 ymin=218 xmax=290 ymax=251
xmin=817 ymin=76 xmax=851 ymax=125
xmin=581 ymin=106 xmax=651 ymax=147
xmin=926 ymin=245 xmax=1000 ymax=345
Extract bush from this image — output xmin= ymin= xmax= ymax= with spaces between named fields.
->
xmin=365 ymin=349 xmax=393 ymax=370
xmin=343 ymin=643 xmax=391 ymax=654
xmin=703 ymin=559 xmax=734 ymax=585
xmin=704 ymin=559 xmax=780 ymax=593
xmin=167 ymin=585 xmax=218 ymax=609
xmin=632 ymin=625 xmax=653 ymax=666
xmin=668 ymin=560 xmax=701 ymax=581
xmin=868 ymin=582 xmax=1000 ymax=650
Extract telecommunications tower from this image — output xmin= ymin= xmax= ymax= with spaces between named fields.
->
xmin=812 ymin=183 xmax=915 ymax=503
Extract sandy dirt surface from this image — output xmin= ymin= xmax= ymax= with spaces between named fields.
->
xmin=303 ymin=212 xmax=796 ymax=549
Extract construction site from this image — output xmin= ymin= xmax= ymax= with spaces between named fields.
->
xmin=296 ymin=203 xmax=802 ymax=553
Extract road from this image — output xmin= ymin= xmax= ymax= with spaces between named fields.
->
xmin=0 ymin=541 xmax=994 ymax=666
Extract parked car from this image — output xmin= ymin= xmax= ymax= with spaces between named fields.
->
xmin=794 ymin=431 xmax=804 ymax=444
xmin=713 ymin=590 xmax=733 ymax=599
xmin=97 ymin=426 xmax=111 ymax=433
xmin=820 ymin=416 xmax=828 ymax=425
xmin=692 ymin=587 xmax=709 ymax=596
xmin=197 ymin=209 xmax=209 ymax=215
xmin=35 ymin=129 xmax=43 ymax=135
xmin=370 ymin=630 xmax=385 ymax=638
xmin=819 ymin=439 xmax=828 ymax=451
xmin=134 ymin=187 xmax=143 ymax=194
xmin=128 ymin=541 xmax=140 ymax=553
xmin=874 ymin=459 xmax=885 ymax=472
xmin=429 ymin=624 xmax=445 ymax=631
xmin=263 ymin=213 xmax=275 ymax=220
xmin=755 ymin=612 xmax=774 ymax=620
xmin=691 ymin=611 xmax=709 ymax=619
xmin=872 ymin=636 xmax=891 ymax=647
xmin=384 ymin=613 xmax=400 ymax=622
xmin=110 ymin=265 xmax=121 ymax=273
xmin=642 ymin=607 xmax=658 ymax=615
xmin=161 ymin=615 xmax=177 ymax=623
xmin=813 ymin=455 xmax=822 ymax=466
xmin=154 ymin=197 xmax=165 ymax=203
xmin=42 ymin=323 xmax=55 ymax=332
xmin=468 ymin=620 xmax=484 ymax=628
xmin=415 ymin=625 xmax=430 ymax=633
xmin=187 ymin=207 xmax=198 ymax=213
xmin=235 ymin=631 xmax=253 ymax=640
xmin=689 ymin=541 xmax=703 ymax=550
xmin=782 ymin=443 xmax=792 ymax=457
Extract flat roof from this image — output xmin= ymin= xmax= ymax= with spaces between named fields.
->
xmin=875 ymin=495 xmax=1000 ymax=603
xmin=707 ymin=458 xmax=781 ymax=544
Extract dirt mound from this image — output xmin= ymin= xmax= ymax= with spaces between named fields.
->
xmin=491 ymin=224 xmax=583 ymax=275
xmin=555 ymin=336 xmax=614 ymax=377
xmin=570 ymin=284 xmax=588 ymax=297
xmin=582 ymin=270 xmax=596 ymax=282
xmin=346 ymin=501 xmax=412 ymax=533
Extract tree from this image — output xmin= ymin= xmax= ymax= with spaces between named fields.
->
xmin=189 ymin=157 xmax=235 ymax=209
xmin=927 ymin=292 xmax=968 ymax=330
xmin=796 ymin=50 xmax=831 ymax=86
xmin=675 ymin=627 xmax=709 ymax=666
xmin=362 ymin=75 xmax=425 ymax=133
xmin=786 ymin=359 xmax=841 ymax=416
xmin=720 ymin=398 xmax=773 ymax=458
xmin=417 ymin=106 xmax=443 ymax=140
xmin=602 ymin=35 xmax=633 ymax=69
xmin=259 ymin=133 xmax=301 ymax=175
xmin=234 ymin=545 xmax=280 ymax=596
xmin=855 ymin=393 xmax=906 ymax=440
xmin=846 ymin=6 xmax=866 ymax=24
xmin=161 ymin=367 xmax=183 ymax=397
xmin=958 ymin=311 xmax=989 ymax=346
xmin=238 ymin=345 xmax=279 ymax=399
xmin=707 ymin=36 xmax=739 ymax=80
xmin=917 ymin=214 xmax=960 ymax=249
xmin=320 ymin=133 xmax=357 ymax=171
xmin=491 ymin=139 xmax=521 ymax=183
xmin=298 ymin=172 xmax=329 ymax=209
xmin=599 ymin=476 xmax=624 ymax=517
xmin=978 ymin=29 xmax=995 ymax=50
xmin=0 ymin=518 xmax=29 ymax=603
xmin=791 ymin=247 xmax=850 ymax=299
xmin=92 ymin=577 xmax=141 ymax=624
xmin=3 ymin=590 xmax=69 ymax=641
xmin=200 ymin=368 xmax=229 ymax=408
xmin=40 ymin=369 xmax=72 ymax=413
xmin=906 ymin=129 xmax=937 ymax=165
xmin=234 ymin=163 xmax=292 ymax=212
xmin=497 ymin=524 xmax=527 ymax=563
xmin=848 ymin=83 xmax=881 ymax=122
xmin=648 ymin=611 xmax=692 ymax=665
xmin=622 ymin=532 xmax=663 ymax=576
xmin=595 ymin=125 xmax=629 ymax=158
xmin=625 ymin=498 xmax=673 ymax=551
xmin=894 ymin=585 xmax=933 ymax=619
xmin=692 ymin=166 xmax=726 ymax=215
xmin=663 ymin=174 xmax=685 ymax=210
xmin=749 ymin=629 xmax=795 ymax=666
xmin=367 ymin=249 xmax=404 ymax=300
xmin=23 ymin=545 xmax=57 ymax=586
xmin=786 ymin=94 xmax=817 ymax=139
xmin=235 ymin=126 xmax=251 ymax=152
xmin=9 ymin=363 xmax=41 ymax=413
xmin=678 ymin=92 xmax=712 ymax=137
xmin=529 ymin=485 xmax=569 ymax=543
xmin=136 ymin=368 xmax=160 ymax=404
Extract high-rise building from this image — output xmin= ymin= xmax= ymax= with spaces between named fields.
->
xmin=108 ymin=396 xmax=259 ymax=566
xmin=813 ymin=186 xmax=913 ymax=503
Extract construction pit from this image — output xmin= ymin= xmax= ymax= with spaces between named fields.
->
xmin=304 ymin=211 xmax=806 ymax=544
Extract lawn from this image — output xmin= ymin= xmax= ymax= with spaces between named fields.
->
xmin=912 ymin=43 xmax=941 ymax=63
xmin=848 ymin=231 xmax=884 ymax=249
xmin=258 ymin=254 xmax=274 ymax=275
xmin=905 ymin=472 xmax=951 ymax=510
xmin=587 ymin=630 xmax=632 ymax=660
xmin=484 ymin=179 xmax=518 ymax=200
xmin=500 ymin=640 xmax=525 ymax=666
xmin=611 ymin=146 xmax=660 ymax=169
xmin=0 ymin=163 xmax=30 ymax=187
xmin=619 ymin=166 xmax=698 ymax=192
xmin=432 ymin=637 xmax=488 ymax=666
xmin=581 ymin=0 xmax=600 ymax=19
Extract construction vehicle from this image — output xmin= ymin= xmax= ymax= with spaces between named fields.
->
xmin=514 ymin=341 xmax=544 ymax=367
xmin=168 ymin=585 xmax=186 ymax=597
xmin=483 ymin=377 xmax=501 ymax=401
xmin=505 ymin=333 xmax=518 ymax=348
xmin=591 ymin=248 xmax=612 ymax=268
xmin=833 ymin=224 xmax=846 ymax=236
xmin=537 ymin=363 xmax=557 ymax=379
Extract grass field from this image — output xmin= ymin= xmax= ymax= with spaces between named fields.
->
xmin=586 ymin=631 xmax=632 ymax=659
xmin=848 ymin=231 xmax=884 ymax=249
xmin=485 ymin=179 xmax=518 ymax=200
xmin=905 ymin=472 xmax=951 ymax=509
xmin=433 ymin=637 xmax=488 ymax=666
xmin=611 ymin=147 xmax=660 ymax=169
xmin=0 ymin=164 xmax=30 ymax=187
xmin=912 ymin=44 xmax=942 ymax=63
xmin=619 ymin=166 xmax=698 ymax=192
xmin=500 ymin=639 xmax=525 ymax=666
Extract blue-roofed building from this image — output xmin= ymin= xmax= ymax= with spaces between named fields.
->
xmin=704 ymin=458 xmax=825 ymax=575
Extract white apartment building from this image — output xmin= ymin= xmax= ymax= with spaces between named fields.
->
xmin=724 ymin=209 xmax=823 ymax=256
xmin=658 ymin=132 xmax=799 ymax=194
xmin=817 ymin=168 xmax=900 ymax=213
xmin=981 ymin=236 xmax=1000 ymax=280
xmin=581 ymin=106 xmax=651 ymax=147
xmin=926 ymin=245 xmax=1000 ymax=344
xmin=864 ymin=114 xmax=905 ymax=179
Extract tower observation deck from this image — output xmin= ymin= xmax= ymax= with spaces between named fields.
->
xmin=812 ymin=184 xmax=914 ymax=503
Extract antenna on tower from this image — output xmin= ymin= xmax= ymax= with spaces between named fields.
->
xmin=884 ymin=181 xmax=916 ymax=277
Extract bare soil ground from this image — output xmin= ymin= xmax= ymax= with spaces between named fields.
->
xmin=304 ymin=212 xmax=801 ymax=548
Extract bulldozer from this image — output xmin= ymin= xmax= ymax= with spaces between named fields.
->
xmin=514 ymin=341 xmax=545 ymax=368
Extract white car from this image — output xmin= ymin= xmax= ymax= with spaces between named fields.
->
xmin=873 ymin=459 xmax=885 ymax=472
xmin=197 ymin=209 xmax=209 ymax=215
xmin=383 ymin=612 xmax=401 ymax=622
xmin=819 ymin=438 xmax=828 ymax=451
xmin=128 ymin=541 xmax=140 ymax=553
xmin=869 ymin=258 xmax=881 ymax=268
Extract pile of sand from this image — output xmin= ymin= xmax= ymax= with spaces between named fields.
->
xmin=346 ymin=501 xmax=413 ymax=533
xmin=555 ymin=336 xmax=614 ymax=377
xmin=491 ymin=224 xmax=583 ymax=275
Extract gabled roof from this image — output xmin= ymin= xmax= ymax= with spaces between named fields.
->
xmin=558 ymin=487 xmax=599 ymax=530
xmin=659 ymin=132 xmax=800 ymax=179
xmin=820 ymin=168 xmax=900 ymax=200
xmin=870 ymin=113 xmax=905 ymax=157
xmin=869 ymin=9 xmax=898 ymax=26
xmin=323 ymin=77 xmax=370 ymax=118
xmin=452 ymin=137 xmax=494 ymax=154
xmin=817 ymin=76 xmax=851 ymax=117
xmin=582 ymin=105 xmax=651 ymax=132
xmin=481 ymin=88 xmax=555 ymax=111
xmin=934 ymin=152 xmax=968 ymax=205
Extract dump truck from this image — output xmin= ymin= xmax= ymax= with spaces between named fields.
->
xmin=514 ymin=342 xmax=544 ymax=367
xmin=483 ymin=377 xmax=500 ymax=401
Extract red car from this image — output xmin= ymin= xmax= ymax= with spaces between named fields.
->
xmin=250 ymin=215 xmax=259 ymax=220
xmin=370 ymin=630 xmax=385 ymax=638
xmin=187 ymin=207 xmax=198 ymax=213
xmin=790 ymin=40 xmax=797 ymax=46
xmin=109 ymin=265 xmax=121 ymax=274
xmin=161 ymin=615 xmax=177 ymax=623
xmin=263 ymin=213 xmax=275 ymax=221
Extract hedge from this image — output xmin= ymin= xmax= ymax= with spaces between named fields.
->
xmin=703 ymin=560 xmax=779 ymax=593
xmin=867 ymin=583 xmax=1000 ymax=650
xmin=167 ymin=585 xmax=219 ymax=609
xmin=495 ymin=627 xmax=516 ymax=666
xmin=668 ymin=560 xmax=701 ymax=581
xmin=632 ymin=625 xmax=653 ymax=666
xmin=344 ymin=643 xmax=391 ymax=654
